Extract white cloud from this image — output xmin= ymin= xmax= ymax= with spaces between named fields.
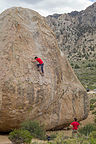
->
xmin=0 ymin=0 xmax=94 ymax=16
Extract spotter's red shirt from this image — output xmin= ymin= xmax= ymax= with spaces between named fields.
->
xmin=71 ymin=121 xmax=80 ymax=130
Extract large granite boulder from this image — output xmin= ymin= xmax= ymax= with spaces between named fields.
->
xmin=0 ymin=7 xmax=89 ymax=132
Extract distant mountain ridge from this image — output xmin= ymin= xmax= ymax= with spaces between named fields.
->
xmin=46 ymin=2 xmax=96 ymax=61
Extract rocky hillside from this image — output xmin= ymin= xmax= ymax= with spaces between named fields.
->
xmin=0 ymin=7 xmax=89 ymax=132
xmin=46 ymin=2 xmax=96 ymax=61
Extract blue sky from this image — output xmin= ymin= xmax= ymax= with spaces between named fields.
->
xmin=90 ymin=0 xmax=96 ymax=1
xmin=0 ymin=0 xmax=95 ymax=16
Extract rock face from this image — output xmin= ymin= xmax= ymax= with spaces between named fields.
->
xmin=0 ymin=7 xmax=89 ymax=132
xmin=46 ymin=2 xmax=96 ymax=61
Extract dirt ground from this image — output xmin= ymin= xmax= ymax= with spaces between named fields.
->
xmin=0 ymin=135 xmax=11 ymax=144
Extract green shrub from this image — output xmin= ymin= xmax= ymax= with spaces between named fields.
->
xmin=86 ymin=63 xmax=91 ymax=67
xmin=49 ymin=137 xmax=91 ymax=144
xmin=9 ymin=129 xmax=32 ymax=144
xmin=21 ymin=120 xmax=46 ymax=140
xmin=90 ymin=104 xmax=95 ymax=111
xmin=90 ymin=99 xmax=96 ymax=111
xmin=90 ymin=138 xmax=96 ymax=144
xmin=49 ymin=133 xmax=57 ymax=140
xmin=71 ymin=63 xmax=74 ymax=66
xmin=90 ymin=131 xmax=96 ymax=139
xmin=74 ymin=64 xmax=80 ymax=69
xmin=92 ymin=111 xmax=96 ymax=115
xmin=94 ymin=117 xmax=96 ymax=123
xmin=79 ymin=124 xmax=96 ymax=136
xmin=90 ymin=99 xmax=96 ymax=105
xmin=31 ymin=142 xmax=40 ymax=144
xmin=85 ymin=55 xmax=88 ymax=59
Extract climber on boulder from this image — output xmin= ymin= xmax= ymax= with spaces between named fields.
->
xmin=32 ymin=56 xmax=44 ymax=75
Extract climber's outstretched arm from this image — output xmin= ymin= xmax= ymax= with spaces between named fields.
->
xmin=31 ymin=59 xmax=36 ymax=63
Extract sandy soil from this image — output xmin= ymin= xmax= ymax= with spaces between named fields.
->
xmin=0 ymin=135 xmax=11 ymax=144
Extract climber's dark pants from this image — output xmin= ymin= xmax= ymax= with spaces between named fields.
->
xmin=37 ymin=63 xmax=44 ymax=73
